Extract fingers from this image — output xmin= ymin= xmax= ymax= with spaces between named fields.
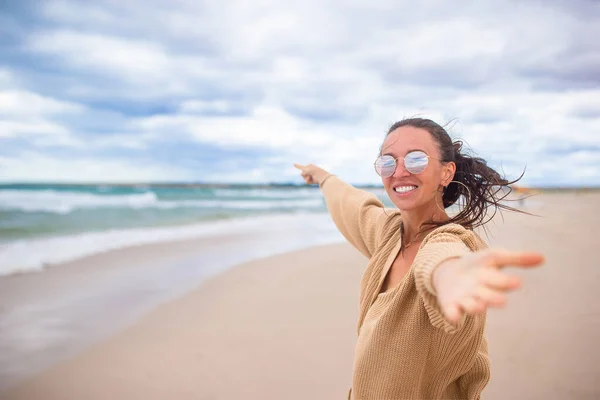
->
xmin=478 ymin=268 xmax=521 ymax=291
xmin=294 ymin=163 xmax=313 ymax=184
xmin=458 ymin=296 xmax=486 ymax=314
xmin=475 ymin=286 xmax=507 ymax=308
xmin=451 ymin=280 xmax=513 ymax=320
xmin=485 ymin=250 xmax=545 ymax=269
xmin=453 ymin=291 xmax=504 ymax=321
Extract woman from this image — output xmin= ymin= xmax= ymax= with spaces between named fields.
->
xmin=294 ymin=118 xmax=544 ymax=399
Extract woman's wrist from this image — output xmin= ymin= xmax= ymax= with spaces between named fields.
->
xmin=318 ymin=174 xmax=334 ymax=188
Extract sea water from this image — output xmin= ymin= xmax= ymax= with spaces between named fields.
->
xmin=0 ymin=183 xmax=390 ymax=275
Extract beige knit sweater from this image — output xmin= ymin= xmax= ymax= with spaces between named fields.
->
xmin=321 ymin=176 xmax=490 ymax=400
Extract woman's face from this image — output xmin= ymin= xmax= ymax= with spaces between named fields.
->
xmin=380 ymin=126 xmax=455 ymax=212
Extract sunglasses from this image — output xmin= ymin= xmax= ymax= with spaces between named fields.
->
xmin=374 ymin=150 xmax=434 ymax=177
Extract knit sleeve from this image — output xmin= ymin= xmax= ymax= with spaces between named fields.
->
xmin=320 ymin=175 xmax=393 ymax=258
xmin=413 ymin=224 xmax=486 ymax=334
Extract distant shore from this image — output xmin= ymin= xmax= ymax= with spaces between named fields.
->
xmin=2 ymin=182 xmax=599 ymax=191
xmin=0 ymin=182 xmax=382 ymax=189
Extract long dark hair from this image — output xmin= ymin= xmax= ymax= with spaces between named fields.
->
xmin=383 ymin=118 xmax=526 ymax=233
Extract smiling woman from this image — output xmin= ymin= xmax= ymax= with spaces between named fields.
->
xmin=378 ymin=118 xmax=525 ymax=251
xmin=294 ymin=117 xmax=544 ymax=400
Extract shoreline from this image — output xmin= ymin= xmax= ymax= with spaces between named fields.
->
xmin=0 ymin=215 xmax=344 ymax=391
xmin=0 ymin=212 xmax=338 ymax=276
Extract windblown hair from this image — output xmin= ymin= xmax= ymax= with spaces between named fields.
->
xmin=384 ymin=118 xmax=526 ymax=232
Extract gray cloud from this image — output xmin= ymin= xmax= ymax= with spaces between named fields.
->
xmin=0 ymin=0 xmax=599 ymax=185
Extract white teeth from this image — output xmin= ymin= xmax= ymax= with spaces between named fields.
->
xmin=394 ymin=186 xmax=417 ymax=193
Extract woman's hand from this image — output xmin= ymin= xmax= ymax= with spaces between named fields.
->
xmin=433 ymin=249 xmax=544 ymax=323
xmin=293 ymin=163 xmax=331 ymax=186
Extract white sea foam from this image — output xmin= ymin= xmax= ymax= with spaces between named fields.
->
xmin=0 ymin=190 xmax=158 ymax=214
xmin=0 ymin=189 xmax=325 ymax=214
xmin=0 ymin=213 xmax=339 ymax=276
xmin=174 ymin=198 xmax=325 ymax=210
xmin=213 ymin=187 xmax=320 ymax=198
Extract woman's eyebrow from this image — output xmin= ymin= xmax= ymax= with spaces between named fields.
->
xmin=382 ymin=148 xmax=427 ymax=156
xmin=406 ymin=148 xmax=426 ymax=154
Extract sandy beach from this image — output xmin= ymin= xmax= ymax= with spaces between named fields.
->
xmin=2 ymin=191 xmax=599 ymax=400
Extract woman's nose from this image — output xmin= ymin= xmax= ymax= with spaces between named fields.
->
xmin=393 ymin=161 xmax=411 ymax=178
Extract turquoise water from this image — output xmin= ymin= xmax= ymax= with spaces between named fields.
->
xmin=0 ymin=184 xmax=334 ymax=242
xmin=0 ymin=183 xmax=391 ymax=275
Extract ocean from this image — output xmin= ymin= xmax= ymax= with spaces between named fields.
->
xmin=0 ymin=183 xmax=391 ymax=276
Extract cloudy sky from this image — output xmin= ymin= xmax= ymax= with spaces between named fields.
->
xmin=1 ymin=0 xmax=599 ymax=186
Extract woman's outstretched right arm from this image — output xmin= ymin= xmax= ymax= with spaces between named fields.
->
xmin=294 ymin=163 xmax=395 ymax=258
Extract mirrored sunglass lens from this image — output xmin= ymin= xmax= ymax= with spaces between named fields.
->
xmin=375 ymin=156 xmax=396 ymax=176
xmin=404 ymin=151 xmax=428 ymax=174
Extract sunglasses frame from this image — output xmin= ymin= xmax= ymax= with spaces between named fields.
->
xmin=373 ymin=151 xmax=440 ymax=177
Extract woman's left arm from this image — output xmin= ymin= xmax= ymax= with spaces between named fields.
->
xmin=413 ymin=225 xmax=544 ymax=333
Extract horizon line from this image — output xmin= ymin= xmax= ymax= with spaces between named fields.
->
xmin=1 ymin=181 xmax=599 ymax=190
